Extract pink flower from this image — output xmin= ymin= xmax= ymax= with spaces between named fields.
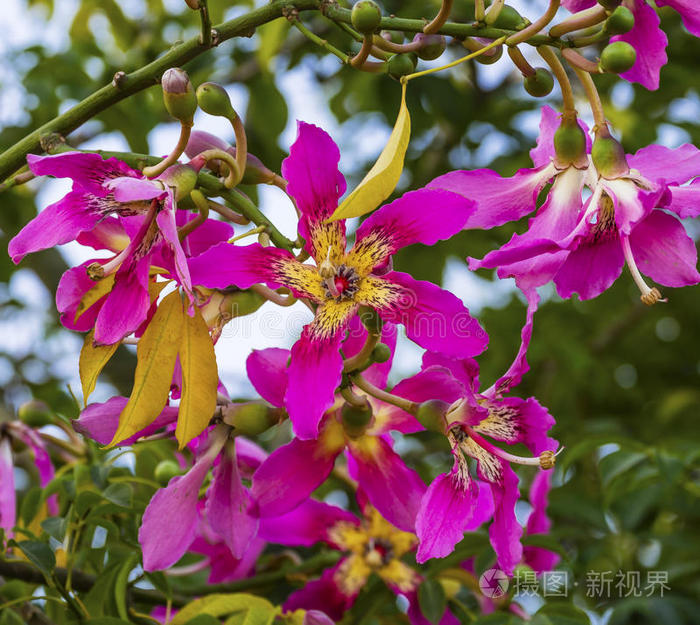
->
xmin=188 ymin=122 xmax=487 ymax=439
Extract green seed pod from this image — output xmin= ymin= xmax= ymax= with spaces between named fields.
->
xmin=225 ymin=290 xmax=266 ymax=318
xmin=592 ymin=128 xmax=629 ymax=179
xmin=223 ymin=402 xmax=277 ymax=436
xmin=553 ymin=114 xmax=588 ymax=169
xmin=371 ymin=343 xmax=391 ymax=364
xmin=388 ymin=53 xmax=417 ymax=79
xmin=413 ymin=33 xmax=446 ymax=61
xmin=161 ymin=68 xmax=197 ymax=125
xmin=604 ymin=6 xmax=634 ymax=36
xmin=341 ymin=399 xmax=373 ymax=438
xmin=18 ymin=399 xmax=52 ymax=428
xmin=524 ymin=68 xmax=554 ymax=97
xmin=157 ymin=163 xmax=199 ymax=201
xmin=599 ymin=41 xmax=636 ymax=74
xmin=491 ymin=5 xmax=528 ymax=30
xmin=474 ymin=44 xmax=503 ymax=65
xmin=154 ymin=460 xmax=181 ymax=486
xmin=415 ymin=400 xmax=449 ymax=434
xmin=351 ymin=0 xmax=382 ymax=34
xmin=196 ymin=82 xmax=237 ymax=119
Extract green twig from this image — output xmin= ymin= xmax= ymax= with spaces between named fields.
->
xmin=293 ymin=19 xmax=350 ymax=63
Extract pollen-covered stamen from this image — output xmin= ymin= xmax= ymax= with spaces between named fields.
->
xmin=592 ymin=193 xmax=617 ymax=240
xmin=321 ymin=264 xmax=361 ymax=302
xmin=364 ymin=538 xmax=395 ymax=568
xmin=620 ymin=236 xmax=667 ymax=306
xmin=463 ymin=426 xmax=562 ymax=470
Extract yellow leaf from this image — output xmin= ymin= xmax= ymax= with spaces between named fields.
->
xmin=170 ymin=593 xmax=279 ymax=625
xmin=79 ymin=329 xmax=119 ymax=406
xmin=74 ymin=273 xmax=116 ymax=322
xmin=175 ymin=307 xmax=219 ymax=449
xmin=328 ymin=82 xmax=411 ymax=221
xmin=109 ymin=291 xmax=184 ymax=446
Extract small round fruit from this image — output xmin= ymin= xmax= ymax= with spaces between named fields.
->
xmin=490 ymin=5 xmax=528 ymax=30
xmin=605 ymin=6 xmax=634 ymax=35
xmin=524 ymin=68 xmax=554 ymax=97
xmin=600 ymin=41 xmax=636 ymax=74
xmin=18 ymin=399 xmax=52 ymax=427
xmin=387 ymin=53 xmax=417 ymax=79
xmin=371 ymin=343 xmax=391 ymax=364
xmin=414 ymin=33 xmax=446 ymax=61
xmin=474 ymin=44 xmax=503 ymax=65
xmin=351 ymin=0 xmax=382 ymax=34
xmin=341 ymin=400 xmax=373 ymax=438
xmin=154 ymin=460 xmax=181 ymax=485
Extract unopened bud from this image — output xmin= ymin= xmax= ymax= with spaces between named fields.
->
xmin=592 ymin=126 xmax=629 ymax=179
xmin=351 ymin=0 xmax=382 ymax=34
xmin=18 ymin=399 xmax=52 ymax=428
xmin=553 ymin=113 xmax=589 ymax=169
xmin=196 ymin=82 xmax=237 ymax=120
xmin=474 ymin=42 xmax=503 ymax=65
xmin=157 ymin=163 xmax=199 ymax=201
xmin=341 ymin=399 xmax=373 ymax=438
xmin=223 ymin=290 xmax=266 ymax=318
xmin=222 ymin=402 xmax=278 ymax=436
xmin=599 ymin=41 xmax=636 ymax=74
xmin=388 ymin=53 xmax=418 ymax=80
xmin=524 ymin=68 xmax=554 ymax=98
xmin=491 ymin=5 xmax=528 ymax=30
xmin=413 ymin=33 xmax=446 ymax=61
xmin=604 ymin=6 xmax=634 ymax=36
xmin=371 ymin=343 xmax=391 ymax=364
xmin=161 ymin=68 xmax=197 ymax=125
xmin=415 ymin=400 xmax=449 ymax=433
xmin=154 ymin=460 xmax=181 ymax=485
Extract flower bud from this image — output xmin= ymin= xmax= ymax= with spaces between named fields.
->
xmin=490 ymin=5 xmax=528 ymax=30
xmin=592 ymin=126 xmax=629 ymax=179
xmin=154 ymin=460 xmax=181 ymax=485
xmin=553 ymin=113 xmax=589 ymax=169
xmin=415 ymin=400 xmax=449 ymax=433
xmin=161 ymin=68 xmax=197 ymax=125
xmin=474 ymin=43 xmax=503 ymax=65
xmin=524 ymin=68 xmax=554 ymax=97
xmin=604 ymin=6 xmax=634 ymax=36
xmin=196 ymin=82 xmax=237 ymax=120
xmin=224 ymin=289 xmax=266 ymax=318
xmin=157 ymin=163 xmax=199 ymax=201
xmin=341 ymin=399 xmax=373 ymax=438
xmin=18 ymin=399 xmax=52 ymax=428
xmin=599 ymin=41 xmax=636 ymax=74
xmin=371 ymin=343 xmax=391 ymax=364
xmin=222 ymin=402 xmax=278 ymax=436
xmin=413 ymin=33 xmax=446 ymax=61
xmin=351 ymin=0 xmax=382 ymax=34
xmin=185 ymin=130 xmax=230 ymax=160
xmin=388 ymin=53 xmax=418 ymax=79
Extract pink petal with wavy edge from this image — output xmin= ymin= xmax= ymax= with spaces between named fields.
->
xmin=185 ymin=130 xmax=230 ymax=158
xmin=561 ymin=0 xmax=595 ymax=10
xmin=666 ymin=180 xmax=700 ymax=219
xmin=465 ymin=480 xmax=495 ymax=531
xmin=189 ymin=534 xmax=265 ymax=583
xmin=0 ymin=438 xmax=16 ymax=535
xmin=376 ymin=272 xmax=488 ymax=359
xmin=107 ymin=177 xmax=165 ymax=202
xmin=73 ymin=397 xmax=179 ymax=446
xmin=351 ymin=188 xmax=475 ymax=269
xmin=286 ymin=323 xmax=347 ymax=439
xmin=416 ymin=465 xmax=475 ymax=563
xmin=9 ymin=190 xmax=104 ymax=263
xmin=258 ymin=499 xmax=357 ymax=547
xmin=235 ymin=438 xmax=268 ymax=478
xmin=205 ymin=442 xmax=259 ymax=559
xmin=427 ymin=165 xmax=554 ymax=230
xmin=484 ymin=461 xmax=522 ymax=576
xmin=12 ymin=425 xmax=53 ymax=487
xmin=284 ymin=564 xmax=355 ymax=621
xmin=177 ymin=213 xmax=234 ymax=258
xmin=27 ymin=152 xmax=139 ymax=195
xmin=658 ymin=0 xmax=700 ymax=36
xmin=629 ymin=210 xmax=700 ymax=287
xmin=246 ymin=348 xmax=289 ymax=408
xmin=422 ymin=353 xmax=480 ymax=394
xmin=612 ymin=1 xmax=667 ymax=90
xmin=251 ymin=436 xmax=341 ymax=517
xmin=627 ymin=143 xmax=700 ymax=186
xmin=77 ymin=218 xmax=129 ymax=252
xmin=156 ymin=201 xmax=191 ymax=294
xmin=342 ymin=316 xmax=397 ymax=389
xmin=348 ymin=436 xmax=426 ymax=532
xmin=56 ymin=262 xmax=106 ymax=332
xmin=524 ymin=470 xmax=559 ymax=574
xmin=139 ymin=450 xmax=216 ymax=571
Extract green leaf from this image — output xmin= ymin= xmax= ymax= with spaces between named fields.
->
xmin=79 ymin=329 xmax=120 ymax=406
xmin=102 ymin=483 xmax=133 ymax=508
xmin=170 ymin=593 xmax=279 ymax=625
xmin=114 ymin=553 xmax=139 ymax=621
xmin=110 ymin=291 xmax=184 ymax=446
xmin=41 ymin=516 xmax=68 ymax=541
xmin=19 ymin=486 xmax=43 ymax=528
xmin=13 ymin=540 xmax=56 ymax=578
xmin=532 ymin=604 xmax=591 ymax=625
xmin=175 ymin=307 xmax=218 ymax=448
xmin=0 ymin=609 xmax=26 ymax=625
xmin=185 ymin=617 xmax=222 ymax=625
xmin=418 ymin=579 xmax=447 ymax=625
xmin=83 ymin=560 xmax=124 ymax=618
xmin=328 ymin=82 xmax=410 ymax=221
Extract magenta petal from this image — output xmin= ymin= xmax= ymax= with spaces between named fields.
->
xmin=658 ymin=0 xmax=700 ymax=36
xmin=464 ymin=480 xmax=495 ymax=531
xmin=416 ymin=466 xmax=475 ymax=563
xmin=246 ymin=348 xmax=289 ymax=408
xmin=284 ymin=564 xmax=355 ymax=620
xmin=612 ymin=1 xmax=667 ymax=90
xmin=348 ymin=437 xmax=426 ymax=532
xmin=139 ymin=452 xmax=215 ymax=571
xmin=77 ymin=218 xmax=129 ymax=252
xmin=377 ymin=272 xmax=488 ymax=359
xmin=486 ymin=462 xmax=522 ymax=576
xmin=666 ymin=180 xmax=700 ymax=219
xmin=304 ymin=611 xmax=336 ymax=625
xmin=251 ymin=437 xmax=340 ymax=517
xmin=427 ymin=165 xmax=552 ymax=230
xmin=235 ymin=437 xmax=268 ymax=478
xmin=524 ymin=470 xmax=559 ymax=574
xmin=156 ymin=202 xmax=191 ymax=293
xmin=107 ymin=177 xmax=164 ymax=202
xmin=8 ymin=191 xmax=104 ymax=263
xmin=394 ymin=366 xmax=467 ymax=405
xmin=205 ymin=443 xmax=259 ymax=559
xmin=629 ymin=211 xmax=700 ymax=287
xmin=178 ymin=213 xmax=234 ymax=258
xmin=0 ymin=437 xmax=16 ymax=535
xmin=185 ymin=130 xmax=231 ymax=158
xmin=12 ymin=425 xmax=54 ymax=488
xmin=258 ymin=499 xmax=357 ymax=547
xmin=422 ymin=354 xmax=480 ymax=394
xmin=56 ymin=262 xmax=105 ymax=332
xmin=627 ymin=143 xmax=700 ymax=186
xmin=285 ymin=326 xmax=345 ymax=439
xmin=561 ymin=0 xmax=595 ymax=10
xmin=73 ymin=397 xmax=179 ymax=445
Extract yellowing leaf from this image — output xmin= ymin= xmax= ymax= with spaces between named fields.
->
xmin=171 ymin=593 xmax=279 ymax=625
xmin=79 ymin=329 xmax=119 ymax=406
xmin=109 ymin=291 xmax=184 ymax=446
xmin=328 ymin=82 xmax=411 ymax=221
xmin=74 ymin=273 xmax=116 ymax=322
xmin=175 ymin=307 xmax=218 ymax=449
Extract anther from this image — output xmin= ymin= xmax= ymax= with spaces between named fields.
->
xmin=86 ymin=262 xmax=105 ymax=281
